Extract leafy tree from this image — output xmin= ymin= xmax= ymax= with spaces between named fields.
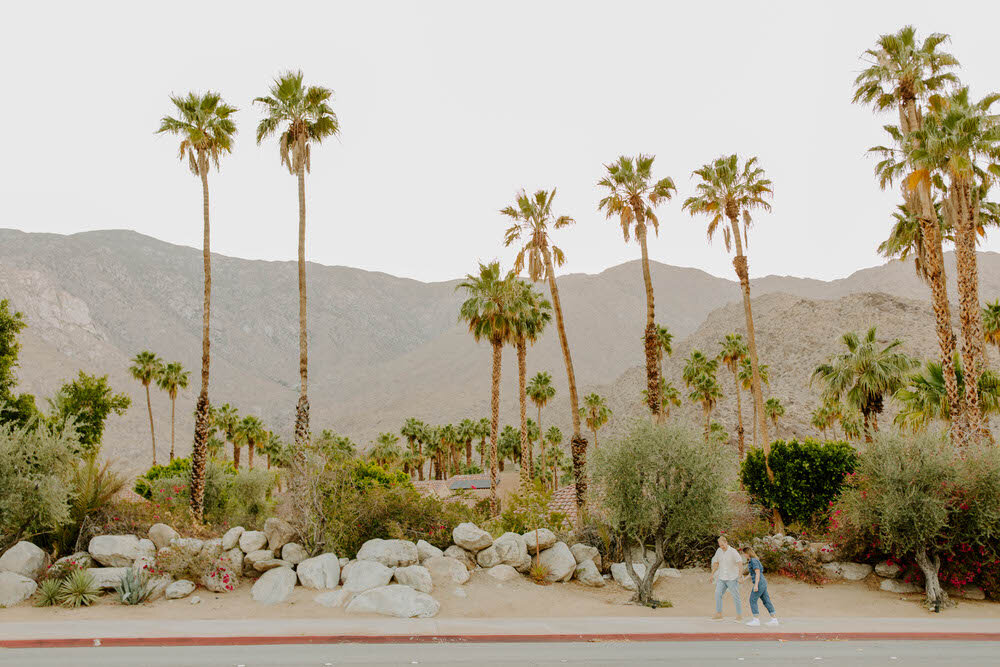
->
xmin=502 ymin=188 xmax=589 ymax=510
xmin=157 ymin=90 xmax=237 ymax=522
xmin=259 ymin=430 xmax=285 ymax=470
xmin=0 ymin=300 xmax=38 ymax=428
xmin=49 ymin=372 xmax=130 ymax=454
xmin=458 ymin=262 xmax=520 ymax=514
xmin=511 ymin=281 xmax=551 ymax=487
xmin=129 ymin=351 xmax=164 ymax=465
xmin=812 ymin=327 xmax=917 ymax=440
xmin=314 ymin=429 xmax=356 ymax=463
xmin=591 ymin=421 xmax=729 ymax=606
xmin=156 ymin=361 xmax=189 ymax=462
xmin=683 ymin=154 xmax=773 ymax=456
xmin=654 ymin=323 xmax=674 ymax=374
xmin=894 ymin=356 xmax=1000 ymax=431
xmin=579 ymin=393 xmax=611 ymax=448
xmin=598 ymin=155 xmax=677 ymax=423
xmin=255 ymin=70 xmax=340 ymax=473
xmin=765 ymin=397 xmax=786 ymax=435
xmin=718 ymin=333 xmax=749 ymax=456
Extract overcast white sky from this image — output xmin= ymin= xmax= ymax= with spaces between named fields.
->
xmin=3 ymin=1 xmax=999 ymax=283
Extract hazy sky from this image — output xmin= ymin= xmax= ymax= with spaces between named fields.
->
xmin=4 ymin=1 xmax=1000 ymax=283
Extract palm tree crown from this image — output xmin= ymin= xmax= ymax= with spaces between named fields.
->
xmin=157 ymin=92 xmax=238 ymax=175
xmin=682 ymin=154 xmax=772 ymax=251
xmin=597 ymin=155 xmax=677 ymax=241
xmin=458 ymin=262 xmax=520 ymax=346
xmin=502 ymin=188 xmax=575 ymax=281
xmin=254 ymin=70 xmax=340 ymax=174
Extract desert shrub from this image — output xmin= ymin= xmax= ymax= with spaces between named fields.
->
xmin=495 ymin=481 xmax=567 ymax=535
xmin=134 ymin=457 xmax=192 ymax=499
xmin=57 ymin=569 xmax=100 ymax=608
xmin=52 ymin=456 xmax=126 ymax=554
xmin=0 ymin=420 xmax=80 ymax=550
xmin=114 ymin=569 xmax=153 ymax=605
xmin=590 ymin=420 xmax=730 ymax=605
xmin=754 ymin=541 xmax=828 ymax=585
xmin=143 ymin=460 xmax=274 ymax=530
xmin=34 ymin=579 xmax=63 ymax=607
xmin=834 ymin=431 xmax=1000 ymax=610
xmin=741 ymin=438 xmax=857 ymax=526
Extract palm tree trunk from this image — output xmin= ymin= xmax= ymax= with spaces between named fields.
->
xmin=144 ymin=384 xmax=157 ymax=466
xmin=703 ymin=404 xmax=711 ymax=441
xmin=293 ymin=160 xmax=310 ymax=474
xmin=465 ymin=439 xmax=472 ymax=468
xmin=170 ymin=395 xmax=176 ymax=462
xmin=635 ymin=222 xmax=663 ymax=422
xmin=592 ymin=429 xmax=598 ymax=448
xmin=233 ymin=442 xmax=241 ymax=469
xmin=542 ymin=249 xmax=587 ymax=511
xmin=489 ymin=340 xmax=503 ymax=515
xmin=537 ymin=405 xmax=544 ymax=482
xmin=248 ymin=441 xmax=254 ymax=469
xmin=732 ymin=371 xmax=745 ymax=458
xmin=517 ymin=338 xmax=530 ymax=489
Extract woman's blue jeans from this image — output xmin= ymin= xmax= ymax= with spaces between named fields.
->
xmin=749 ymin=578 xmax=776 ymax=615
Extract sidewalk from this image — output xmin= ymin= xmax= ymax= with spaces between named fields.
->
xmin=3 ymin=616 xmax=1000 ymax=647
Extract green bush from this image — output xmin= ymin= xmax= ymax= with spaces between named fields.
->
xmin=741 ymin=439 xmax=857 ymax=525
xmin=755 ymin=541 xmax=828 ymax=585
xmin=496 ymin=481 xmax=568 ymax=534
xmin=150 ymin=461 xmax=276 ymax=530
xmin=134 ymin=458 xmax=192 ymax=499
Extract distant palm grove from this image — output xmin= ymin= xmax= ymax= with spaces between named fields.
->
xmin=150 ymin=25 xmax=1000 ymax=523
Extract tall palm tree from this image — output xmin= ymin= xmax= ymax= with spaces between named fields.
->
xmin=240 ymin=415 xmax=265 ymax=469
xmin=579 ymin=393 xmax=611 ymax=448
xmin=511 ymin=281 xmax=552 ymax=487
xmin=255 ymin=71 xmax=340 ymax=468
xmin=157 ymin=91 xmax=237 ymax=521
xmin=895 ymin=355 xmax=1000 ymax=432
xmin=502 ymin=188 xmax=589 ymax=509
xmin=812 ymin=327 xmax=918 ymax=440
xmin=476 ymin=417 xmax=490 ymax=469
xmin=983 ymin=300 xmax=1000 ymax=355
xmin=854 ymin=26 xmax=963 ymax=443
xmin=261 ymin=430 xmax=283 ymax=470
xmin=654 ymin=324 xmax=674 ymax=377
xmin=597 ymin=156 xmax=677 ymax=422
xmin=718 ymin=333 xmax=749 ymax=457
xmin=401 ymin=418 xmax=424 ymax=455
xmin=877 ymin=202 xmax=952 ymax=281
xmin=641 ymin=378 xmax=682 ymax=417
xmin=683 ymin=154 xmax=773 ymax=456
xmin=156 ymin=361 xmax=189 ymax=462
xmin=527 ymin=371 xmax=556 ymax=477
xmin=456 ymin=418 xmax=477 ymax=469
xmin=765 ymin=397 xmax=785 ymax=436
xmin=458 ymin=262 xmax=519 ymax=514
xmin=372 ymin=432 xmax=402 ymax=469
xmin=544 ymin=426 xmax=563 ymax=490
xmin=129 ymin=351 xmax=164 ymax=466
xmin=683 ymin=350 xmax=723 ymax=440
xmin=739 ymin=356 xmax=770 ymax=447
xmin=213 ymin=403 xmax=240 ymax=466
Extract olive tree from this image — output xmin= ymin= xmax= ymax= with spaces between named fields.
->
xmin=590 ymin=420 xmax=729 ymax=606
xmin=837 ymin=431 xmax=1000 ymax=611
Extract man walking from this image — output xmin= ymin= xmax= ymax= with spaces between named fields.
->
xmin=710 ymin=535 xmax=743 ymax=621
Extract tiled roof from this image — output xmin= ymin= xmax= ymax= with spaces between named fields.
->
xmin=412 ymin=480 xmax=450 ymax=498
xmin=548 ymin=485 xmax=578 ymax=523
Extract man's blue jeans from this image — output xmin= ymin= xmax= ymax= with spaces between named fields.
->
xmin=715 ymin=578 xmax=742 ymax=614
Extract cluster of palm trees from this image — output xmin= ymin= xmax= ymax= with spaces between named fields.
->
xmin=157 ymin=71 xmax=338 ymax=519
xmin=128 ymin=351 xmax=190 ymax=465
xmin=857 ymin=25 xmax=1000 ymax=446
xmin=205 ymin=403 xmax=285 ymax=471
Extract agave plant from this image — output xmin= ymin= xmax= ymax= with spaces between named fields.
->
xmin=114 ymin=569 xmax=153 ymax=605
xmin=57 ymin=569 xmax=101 ymax=608
xmin=34 ymin=578 xmax=63 ymax=607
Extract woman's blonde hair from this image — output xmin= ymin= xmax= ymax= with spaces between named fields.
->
xmin=740 ymin=545 xmax=758 ymax=559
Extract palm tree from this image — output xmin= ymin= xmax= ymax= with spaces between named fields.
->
xmin=157 ymin=91 xmax=237 ymax=521
xmin=213 ymin=403 xmax=240 ymax=466
xmin=401 ymin=418 xmax=424 ymax=454
xmin=765 ymin=398 xmax=785 ymax=436
xmin=718 ymin=333 xmax=749 ymax=457
xmin=456 ymin=418 xmax=477 ymax=468
xmin=641 ymin=377 xmax=682 ymax=419
xmin=810 ymin=407 xmax=829 ymax=439
xmin=579 ymin=393 xmax=611 ymax=448
xmin=458 ymin=262 xmax=519 ymax=514
xmin=597 ymin=156 xmax=677 ymax=422
xmin=476 ymin=417 xmax=490 ymax=469
xmin=438 ymin=423 xmax=458 ymax=477
xmin=654 ymin=324 xmax=674 ymax=377
xmin=544 ymin=426 xmax=563 ymax=490
xmin=983 ymin=300 xmax=1000 ymax=355
xmin=877 ymin=202 xmax=952 ymax=281
xmin=255 ymin=71 xmax=340 ymax=468
xmin=371 ymin=432 xmax=402 ymax=469
xmin=498 ymin=425 xmax=521 ymax=472
xmin=527 ymin=371 xmax=556 ymax=478
xmin=683 ymin=154 xmax=773 ymax=455
xmin=511 ymin=281 xmax=552 ymax=487
xmin=502 ymin=188 xmax=588 ymax=509
xmin=156 ymin=361 xmax=189 ymax=462
xmin=812 ymin=327 xmax=918 ymax=440
xmin=683 ymin=350 xmax=723 ymax=440
xmin=261 ymin=430 xmax=283 ymax=470
xmin=738 ymin=357 xmax=770 ymax=447
xmin=854 ymin=26 xmax=963 ymax=443
xmin=240 ymin=415 xmax=265 ymax=469
xmin=129 ymin=351 xmax=164 ymax=466
xmin=894 ymin=356 xmax=1000 ymax=432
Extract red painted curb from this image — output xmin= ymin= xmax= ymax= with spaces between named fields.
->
xmin=4 ymin=632 xmax=1000 ymax=648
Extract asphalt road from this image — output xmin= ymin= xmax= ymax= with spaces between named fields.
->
xmin=0 ymin=641 xmax=995 ymax=666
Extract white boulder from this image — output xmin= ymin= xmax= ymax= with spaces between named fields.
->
xmin=875 ymin=561 xmax=902 ymax=579
xmin=948 ymin=585 xmax=986 ymax=600
xmin=281 ymin=543 xmax=309 ymax=565
xmin=494 ymin=532 xmax=530 ymax=570
xmin=85 ymin=567 xmax=129 ymax=590
xmin=168 ymin=537 xmax=205 ymax=561
xmin=569 ymin=543 xmax=601 ymax=569
xmin=251 ymin=566 xmax=297 ymax=605
xmin=244 ymin=549 xmax=277 ymax=574
xmin=263 ymin=518 xmax=296 ymax=552
xmin=345 ymin=584 xmax=440 ymax=618
xmin=297 ymin=553 xmax=341 ymax=590
xmin=342 ymin=560 xmax=394 ymax=593
xmin=443 ymin=545 xmax=477 ymax=571
xmin=0 ymin=541 xmax=48 ymax=581
xmin=53 ymin=552 xmax=94 ymax=571
xmin=416 ymin=540 xmax=443 ymax=562
xmin=0 ymin=571 xmax=37 ymax=607
xmin=393 ymin=565 xmax=433 ymax=593
xmin=356 ymin=538 xmax=419 ymax=568
xmin=239 ymin=531 xmax=268 ymax=553
xmin=522 ymin=528 xmax=557 ymax=554
xmin=315 ymin=589 xmax=355 ymax=608
xmin=165 ymin=579 xmax=196 ymax=599
xmin=202 ymin=563 xmax=239 ymax=593
xmin=452 ymin=523 xmax=493 ymax=552
xmin=574 ymin=560 xmax=605 ymax=587
xmin=838 ymin=562 xmax=874 ymax=581
xmin=537 ymin=542 xmax=576 ymax=582
xmin=220 ymin=548 xmax=244 ymax=574
xmin=148 ymin=523 xmax=179 ymax=551
xmin=221 ymin=526 xmax=245 ymax=551
xmin=476 ymin=545 xmax=502 ymax=568
xmin=610 ymin=563 xmax=674 ymax=591
xmin=423 ymin=556 xmax=471 ymax=585
xmin=88 ymin=535 xmax=154 ymax=567
xmin=487 ymin=564 xmax=520 ymax=581
xmin=880 ymin=579 xmax=922 ymax=594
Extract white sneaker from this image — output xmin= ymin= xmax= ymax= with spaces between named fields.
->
xmin=745 ymin=618 xmax=760 ymax=626
xmin=766 ymin=618 xmax=780 ymax=626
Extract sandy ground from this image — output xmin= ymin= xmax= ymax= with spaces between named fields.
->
xmin=4 ymin=567 xmax=999 ymax=623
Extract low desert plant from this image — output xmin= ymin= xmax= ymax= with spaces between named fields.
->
xmin=528 ymin=562 xmax=551 ymax=584
xmin=34 ymin=578 xmax=63 ymax=607
xmin=134 ymin=457 xmax=193 ymax=499
xmin=57 ymin=569 xmax=100 ymax=608
xmin=114 ymin=569 xmax=153 ymax=605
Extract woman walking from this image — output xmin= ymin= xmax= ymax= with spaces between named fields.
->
xmin=741 ymin=546 xmax=779 ymax=626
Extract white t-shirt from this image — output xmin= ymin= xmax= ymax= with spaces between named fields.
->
xmin=712 ymin=546 xmax=743 ymax=581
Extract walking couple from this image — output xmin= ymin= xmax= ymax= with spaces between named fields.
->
xmin=711 ymin=535 xmax=779 ymax=626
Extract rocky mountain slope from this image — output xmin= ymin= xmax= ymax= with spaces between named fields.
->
xmin=1 ymin=228 xmax=996 ymax=469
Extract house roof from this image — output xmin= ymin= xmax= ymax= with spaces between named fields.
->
xmin=548 ymin=485 xmax=578 ymax=523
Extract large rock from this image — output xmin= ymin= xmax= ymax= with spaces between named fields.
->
xmin=0 ymin=571 xmax=37 ymax=607
xmin=85 ymin=567 xmax=129 ymax=590
xmin=522 ymin=529 xmax=557 ymax=554
xmin=487 ymin=564 xmax=520 ymax=581
xmin=0 ymin=541 xmax=48 ymax=581
xmin=948 ymin=585 xmax=986 ymax=600
xmin=53 ymin=552 xmax=94 ymax=571
xmin=452 ymin=523 xmax=493 ymax=552
xmin=315 ymin=589 xmax=355 ymax=608
xmin=221 ymin=526 xmax=245 ymax=551
xmin=880 ymin=579 xmax=922 ymax=594
xmin=244 ymin=550 xmax=278 ymax=574
xmin=201 ymin=538 xmax=223 ymax=563
xmin=821 ymin=562 xmax=843 ymax=579
xmin=838 ymin=562 xmax=874 ymax=581
xmin=423 ymin=556 xmax=471 ymax=585
xmin=148 ymin=524 xmax=179 ymax=551
xmin=574 ymin=560 xmax=605 ymax=587
xmin=88 ymin=535 xmax=154 ymax=567
xmin=416 ymin=540 xmax=443 ymax=562
xmin=356 ymin=539 xmax=419 ymax=568
xmin=165 ymin=579 xmax=196 ymax=599
xmin=220 ymin=548 xmax=244 ymax=574
xmin=443 ymin=545 xmax=477 ymax=571
xmin=494 ymin=532 xmax=530 ymax=570
xmin=340 ymin=560 xmax=356 ymax=585
xmin=342 ymin=560 xmax=394 ymax=593
xmin=239 ymin=531 xmax=268 ymax=553
xmin=297 ymin=554 xmax=341 ymax=590
xmin=537 ymin=542 xmax=576 ymax=582
xmin=875 ymin=561 xmax=902 ymax=579
xmin=168 ymin=537 xmax=205 ymax=562
xmin=393 ymin=565 xmax=433 ymax=593
xmin=252 ymin=559 xmax=291 ymax=574
xmin=476 ymin=545 xmax=502 ymax=568
xmin=345 ymin=584 xmax=439 ymax=618
xmin=569 ymin=543 xmax=601 ymax=570
xmin=264 ymin=518 xmax=296 ymax=552
xmin=251 ymin=566 xmax=297 ymax=605
xmin=147 ymin=575 xmax=172 ymax=601
xmin=202 ymin=561 xmax=240 ymax=593
xmin=282 ymin=543 xmax=308 ymax=566
xmin=610 ymin=563 xmax=675 ymax=591
xmin=810 ymin=542 xmax=837 ymax=563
